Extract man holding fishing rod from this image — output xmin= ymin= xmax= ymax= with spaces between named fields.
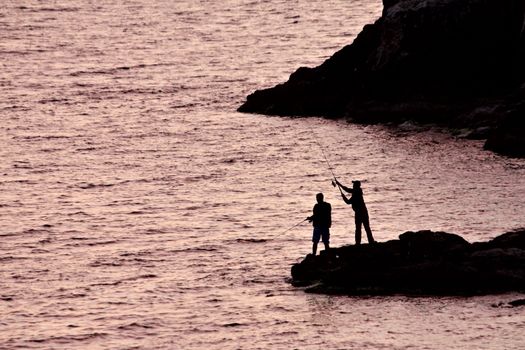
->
xmin=307 ymin=193 xmax=332 ymax=255
xmin=307 ymin=127 xmax=374 ymax=246
xmin=334 ymin=179 xmax=376 ymax=245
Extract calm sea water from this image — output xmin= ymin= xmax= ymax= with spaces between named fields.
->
xmin=1 ymin=1 xmax=525 ymax=349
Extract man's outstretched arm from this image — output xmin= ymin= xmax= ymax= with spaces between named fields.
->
xmin=338 ymin=186 xmax=352 ymax=205
xmin=335 ymin=179 xmax=353 ymax=193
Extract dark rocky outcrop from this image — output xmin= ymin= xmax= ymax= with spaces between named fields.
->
xmin=239 ymin=0 xmax=525 ymax=157
xmin=509 ymin=298 xmax=525 ymax=307
xmin=290 ymin=229 xmax=525 ymax=295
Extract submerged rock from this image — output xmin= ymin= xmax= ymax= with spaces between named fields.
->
xmin=290 ymin=230 xmax=525 ymax=295
xmin=239 ymin=0 xmax=525 ymax=157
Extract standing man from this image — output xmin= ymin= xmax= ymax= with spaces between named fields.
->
xmin=307 ymin=193 xmax=331 ymax=255
xmin=335 ymin=179 xmax=375 ymax=245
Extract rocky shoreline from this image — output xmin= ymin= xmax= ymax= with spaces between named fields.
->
xmin=239 ymin=0 xmax=525 ymax=157
xmin=290 ymin=230 xmax=525 ymax=296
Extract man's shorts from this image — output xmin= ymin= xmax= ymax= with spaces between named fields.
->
xmin=312 ymin=227 xmax=330 ymax=244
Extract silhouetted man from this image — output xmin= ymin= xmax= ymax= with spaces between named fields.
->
xmin=335 ymin=179 xmax=375 ymax=245
xmin=307 ymin=193 xmax=331 ymax=255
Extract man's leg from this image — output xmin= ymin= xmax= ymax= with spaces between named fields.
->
xmin=312 ymin=227 xmax=320 ymax=255
xmin=322 ymin=228 xmax=330 ymax=252
xmin=355 ymin=216 xmax=362 ymax=245
xmin=362 ymin=213 xmax=375 ymax=243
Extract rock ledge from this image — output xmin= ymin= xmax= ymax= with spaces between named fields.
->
xmin=291 ymin=230 xmax=525 ymax=295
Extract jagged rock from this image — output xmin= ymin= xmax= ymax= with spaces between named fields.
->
xmin=239 ymin=0 xmax=525 ymax=157
xmin=291 ymin=230 xmax=525 ymax=295
xmin=484 ymin=102 xmax=525 ymax=157
xmin=509 ymin=298 xmax=525 ymax=307
xmin=487 ymin=229 xmax=525 ymax=249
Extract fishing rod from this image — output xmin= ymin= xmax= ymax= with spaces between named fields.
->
xmin=306 ymin=121 xmax=339 ymax=183
xmin=305 ymin=121 xmax=365 ymax=201
xmin=314 ymin=137 xmax=337 ymax=181
xmin=318 ymin=140 xmax=342 ymax=189
xmin=280 ymin=217 xmax=309 ymax=235
xmin=306 ymin=123 xmax=365 ymax=190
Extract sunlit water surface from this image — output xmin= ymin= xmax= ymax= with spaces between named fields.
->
xmin=1 ymin=1 xmax=525 ymax=349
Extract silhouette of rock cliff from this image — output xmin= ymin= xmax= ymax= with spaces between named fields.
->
xmin=239 ymin=0 xmax=525 ymax=157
